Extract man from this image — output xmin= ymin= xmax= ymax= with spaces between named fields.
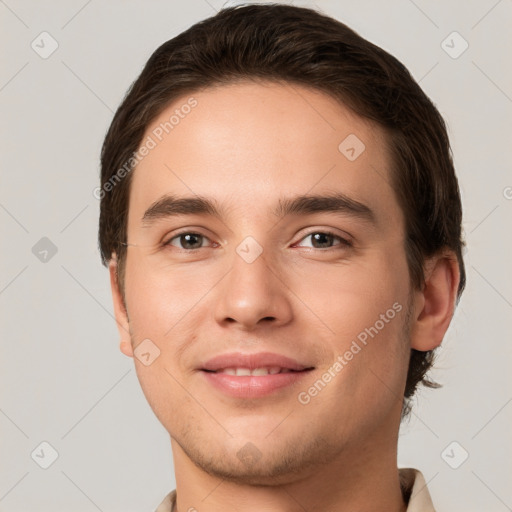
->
xmin=98 ymin=4 xmax=465 ymax=511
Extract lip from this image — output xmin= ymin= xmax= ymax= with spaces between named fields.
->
xmin=201 ymin=351 xmax=310 ymax=372
xmin=199 ymin=352 xmax=314 ymax=399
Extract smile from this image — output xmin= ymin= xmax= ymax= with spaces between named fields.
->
xmin=207 ymin=367 xmax=296 ymax=376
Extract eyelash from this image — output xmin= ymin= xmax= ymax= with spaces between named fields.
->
xmin=294 ymin=230 xmax=353 ymax=249
xmin=162 ymin=230 xmax=352 ymax=251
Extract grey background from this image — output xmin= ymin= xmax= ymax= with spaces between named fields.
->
xmin=1 ymin=0 xmax=511 ymax=510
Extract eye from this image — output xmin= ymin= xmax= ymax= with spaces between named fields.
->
xmin=295 ymin=231 xmax=351 ymax=249
xmin=163 ymin=232 xmax=214 ymax=250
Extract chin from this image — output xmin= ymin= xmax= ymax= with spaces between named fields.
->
xmin=195 ymin=452 xmax=311 ymax=486
xmin=177 ymin=431 xmax=336 ymax=486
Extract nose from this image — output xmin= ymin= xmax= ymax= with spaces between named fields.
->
xmin=213 ymin=245 xmax=293 ymax=331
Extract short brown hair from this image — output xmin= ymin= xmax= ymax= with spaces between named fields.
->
xmin=98 ymin=3 xmax=466 ymax=416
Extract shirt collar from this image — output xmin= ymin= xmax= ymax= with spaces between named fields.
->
xmin=155 ymin=468 xmax=436 ymax=512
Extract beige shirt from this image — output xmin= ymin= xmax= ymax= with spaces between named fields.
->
xmin=155 ymin=467 xmax=435 ymax=511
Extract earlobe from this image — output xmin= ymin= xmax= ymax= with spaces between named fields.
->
xmin=410 ymin=253 xmax=460 ymax=352
xmin=109 ymin=255 xmax=133 ymax=358
xmin=119 ymin=340 xmax=133 ymax=357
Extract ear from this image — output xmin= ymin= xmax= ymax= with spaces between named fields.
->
xmin=109 ymin=254 xmax=133 ymax=358
xmin=410 ymin=251 xmax=461 ymax=351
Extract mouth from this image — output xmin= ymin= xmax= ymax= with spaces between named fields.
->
xmin=204 ymin=367 xmax=300 ymax=376
xmin=199 ymin=352 xmax=314 ymax=398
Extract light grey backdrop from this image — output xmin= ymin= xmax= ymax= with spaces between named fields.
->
xmin=1 ymin=0 xmax=511 ymax=511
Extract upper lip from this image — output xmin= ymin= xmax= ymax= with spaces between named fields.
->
xmin=200 ymin=352 xmax=313 ymax=372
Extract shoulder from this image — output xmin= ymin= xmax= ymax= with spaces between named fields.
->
xmin=399 ymin=467 xmax=436 ymax=512
xmin=154 ymin=489 xmax=176 ymax=512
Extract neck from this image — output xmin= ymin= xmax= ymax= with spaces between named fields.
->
xmin=170 ymin=432 xmax=407 ymax=512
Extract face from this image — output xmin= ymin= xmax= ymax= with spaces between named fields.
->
xmin=114 ymin=80 xmax=414 ymax=484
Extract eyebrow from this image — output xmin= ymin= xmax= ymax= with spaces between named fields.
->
xmin=141 ymin=192 xmax=376 ymax=226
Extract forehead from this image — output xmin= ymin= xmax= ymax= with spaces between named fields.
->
xmin=128 ymin=80 xmax=401 ymax=229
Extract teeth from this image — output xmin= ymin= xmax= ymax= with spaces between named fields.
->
xmin=217 ymin=367 xmax=289 ymax=376
xmin=251 ymin=368 xmax=269 ymax=376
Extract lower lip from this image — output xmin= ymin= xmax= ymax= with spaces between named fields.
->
xmin=201 ymin=370 xmax=312 ymax=398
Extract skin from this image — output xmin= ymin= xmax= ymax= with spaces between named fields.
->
xmin=109 ymin=80 xmax=460 ymax=512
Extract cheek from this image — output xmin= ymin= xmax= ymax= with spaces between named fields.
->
xmin=133 ymin=360 xmax=195 ymax=434
xmin=123 ymin=253 xmax=215 ymax=339
xmin=290 ymin=247 xmax=409 ymax=342
xmin=289 ymin=247 xmax=410 ymax=403
xmin=297 ymin=298 xmax=410 ymax=439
